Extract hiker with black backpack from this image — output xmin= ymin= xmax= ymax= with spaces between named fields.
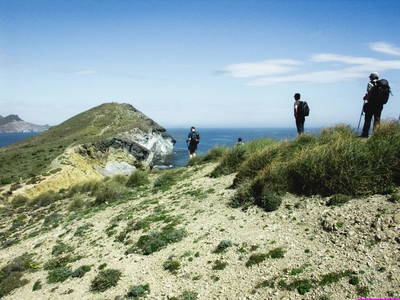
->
xmin=293 ymin=93 xmax=309 ymax=136
xmin=187 ymin=126 xmax=200 ymax=159
xmin=360 ymin=72 xmax=392 ymax=137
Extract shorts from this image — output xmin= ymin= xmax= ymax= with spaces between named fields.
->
xmin=188 ymin=143 xmax=197 ymax=155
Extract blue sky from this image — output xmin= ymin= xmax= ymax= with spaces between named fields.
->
xmin=1 ymin=0 xmax=400 ymax=129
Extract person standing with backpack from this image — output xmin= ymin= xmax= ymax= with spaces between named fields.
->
xmin=294 ymin=93 xmax=306 ymax=135
xmin=187 ymin=126 xmax=200 ymax=159
xmin=360 ymin=72 xmax=383 ymax=138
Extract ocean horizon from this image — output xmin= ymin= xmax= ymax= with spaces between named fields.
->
xmin=0 ymin=127 xmax=322 ymax=168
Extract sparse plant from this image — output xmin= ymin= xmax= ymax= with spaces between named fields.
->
xmin=126 ymin=169 xmax=150 ymax=188
xmin=11 ymin=194 xmax=28 ymax=208
xmin=213 ymin=240 xmax=233 ymax=253
xmin=32 ymin=280 xmax=42 ymax=291
xmin=90 ymin=269 xmax=122 ymax=292
xmin=163 ymin=256 xmax=181 ymax=274
xmin=0 ymin=253 xmax=38 ymax=297
xmin=67 ymin=194 xmax=85 ymax=212
xmin=212 ymin=260 xmax=228 ymax=270
xmin=47 ymin=266 xmax=72 ymax=283
xmin=129 ymin=223 xmax=186 ymax=255
xmin=327 ymin=194 xmax=351 ymax=206
xmin=71 ymin=265 xmax=91 ymax=278
xmin=181 ymin=290 xmax=198 ymax=300
xmin=126 ymin=283 xmax=150 ymax=299
xmin=93 ymin=181 xmax=128 ymax=205
xmin=29 ymin=190 xmax=62 ymax=207
xmin=246 ymin=253 xmax=267 ymax=267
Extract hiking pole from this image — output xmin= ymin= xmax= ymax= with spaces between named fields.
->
xmin=357 ymin=100 xmax=365 ymax=135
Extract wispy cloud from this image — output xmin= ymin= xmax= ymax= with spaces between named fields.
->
xmin=215 ymin=59 xmax=302 ymax=78
xmin=217 ymin=44 xmax=400 ymax=86
xmin=369 ymin=42 xmax=400 ymax=56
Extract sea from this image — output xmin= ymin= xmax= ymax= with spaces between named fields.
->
xmin=0 ymin=128 xmax=321 ymax=169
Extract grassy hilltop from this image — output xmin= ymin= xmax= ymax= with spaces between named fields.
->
xmin=0 ymin=102 xmax=168 ymax=191
xmin=0 ymin=122 xmax=399 ymax=299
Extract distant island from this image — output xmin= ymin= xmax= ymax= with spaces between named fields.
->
xmin=0 ymin=114 xmax=50 ymax=133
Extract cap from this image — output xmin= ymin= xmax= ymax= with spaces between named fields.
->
xmin=369 ymin=72 xmax=379 ymax=79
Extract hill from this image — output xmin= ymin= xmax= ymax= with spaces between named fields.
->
xmin=0 ymin=121 xmax=399 ymax=299
xmin=0 ymin=114 xmax=50 ymax=133
xmin=0 ymin=102 xmax=175 ymax=200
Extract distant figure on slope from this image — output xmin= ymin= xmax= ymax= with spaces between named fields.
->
xmin=187 ymin=126 xmax=200 ymax=159
xmin=236 ymin=137 xmax=244 ymax=146
xmin=293 ymin=93 xmax=305 ymax=135
xmin=360 ymin=72 xmax=383 ymax=138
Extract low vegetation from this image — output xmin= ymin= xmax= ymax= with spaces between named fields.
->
xmin=0 ymin=121 xmax=399 ymax=298
xmin=190 ymin=122 xmax=400 ymax=212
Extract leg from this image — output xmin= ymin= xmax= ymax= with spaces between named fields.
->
xmin=372 ymin=105 xmax=383 ymax=132
xmin=361 ymin=111 xmax=373 ymax=137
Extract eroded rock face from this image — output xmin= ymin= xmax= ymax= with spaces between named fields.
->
xmin=77 ymin=128 xmax=176 ymax=169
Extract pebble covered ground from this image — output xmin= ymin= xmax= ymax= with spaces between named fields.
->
xmin=1 ymin=163 xmax=399 ymax=300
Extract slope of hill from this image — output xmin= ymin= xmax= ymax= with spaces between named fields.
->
xmin=0 ymin=102 xmax=175 ymax=201
xmin=0 ymin=163 xmax=399 ymax=299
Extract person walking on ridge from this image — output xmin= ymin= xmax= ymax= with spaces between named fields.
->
xmin=187 ymin=126 xmax=200 ymax=159
xmin=293 ymin=93 xmax=305 ymax=135
xmin=360 ymin=72 xmax=383 ymax=137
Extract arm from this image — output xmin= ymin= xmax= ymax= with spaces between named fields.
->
xmin=363 ymin=82 xmax=374 ymax=100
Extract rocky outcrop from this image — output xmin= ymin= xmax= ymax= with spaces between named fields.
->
xmin=76 ymin=128 xmax=176 ymax=173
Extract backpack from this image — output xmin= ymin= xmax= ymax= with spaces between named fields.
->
xmin=371 ymin=79 xmax=392 ymax=104
xmin=191 ymin=131 xmax=200 ymax=144
xmin=298 ymin=101 xmax=310 ymax=117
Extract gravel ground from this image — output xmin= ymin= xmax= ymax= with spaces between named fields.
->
xmin=1 ymin=163 xmax=399 ymax=300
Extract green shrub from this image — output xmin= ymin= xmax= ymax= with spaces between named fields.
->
xmin=126 ymin=169 xmax=150 ymax=188
xmin=52 ymin=241 xmax=74 ymax=256
xmin=246 ymin=253 xmax=267 ymax=267
xmin=126 ymin=283 xmax=150 ymax=298
xmin=267 ymin=247 xmax=286 ymax=259
xmin=181 ymin=290 xmax=198 ymax=300
xmin=29 ymin=190 xmax=62 ymax=207
xmin=11 ymin=195 xmax=29 ymax=208
xmin=230 ymin=122 xmax=400 ymax=209
xmin=209 ymin=145 xmax=248 ymax=178
xmin=213 ymin=240 xmax=233 ymax=253
xmin=71 ymin=265 xmax=91 ymax=278
xmin=153 ymin=169 xmax=184 ymax=191
xmin=255 ymin=192 xmax=282 ymax=212
xmin=132 ymin=225 xmax=187 ymax=255
xmin=0 ymin=253 xmax=38 ymax=297
xmin=90 ymin=269 xmax=122 ymax=292
xmin=0 ymin=272 xmax=29 ymax=297
xmin=327 ymin=194 xmax=351 ymax=206
xmin=163 ymin=255 xmax=181 ymax=273
xmin=47 ymin=266 xmax=72 ymax=283
xmin=67 ymin=194 xmax=85 ymax=212
xmin=212 ymin=260 xmax=228 ymax=270
xmin=32 ymin=280 xmax=42 ymax=291
xmin=93 ymin=181 xmax=128 ymax=205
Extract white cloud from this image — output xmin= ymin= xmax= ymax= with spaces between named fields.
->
xmin=311 ymin=53 xmax=377 ymax=65
xmin=218 ymin=59 xmax=302 ymax=78
xmin=369 ymin=42 xmax=400 ymax=56
xmin=219 ymin=45 xmax=400 ymax=86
